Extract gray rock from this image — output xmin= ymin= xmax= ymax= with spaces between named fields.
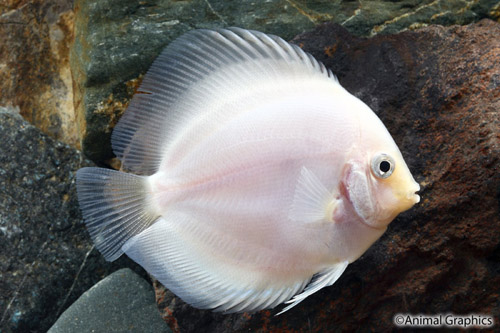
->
xmin=49 ymin=268 xmax=171 ymax=333
xmin=0 ymin=108 xmax=146 ymax=333
xmin=70 ymin=0 xmax=500 ymax=162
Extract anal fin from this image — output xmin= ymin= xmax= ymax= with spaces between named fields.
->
xmin=121 ymin=213 xmax=308 ymax=313
xmin=276 ymin=261 xmax=349 ymax=315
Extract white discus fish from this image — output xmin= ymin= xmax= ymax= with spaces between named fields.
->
xmin=76 ymin=27 xmax=420 ymax=314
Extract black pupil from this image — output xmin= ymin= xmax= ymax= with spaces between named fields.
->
xmin=379 ymin=160 xmax=391 ymax=173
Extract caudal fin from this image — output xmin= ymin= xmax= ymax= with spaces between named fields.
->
xmin=76 ymin=167 xmax=159 ymax=261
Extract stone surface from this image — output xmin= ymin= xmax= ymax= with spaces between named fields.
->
xmin=1 ymin=2 xmax=498 ymax=332
xmin=0 ymin=107 xmax=147 ymax=333
xmin=153 ymin=20 xmax=500 ymax=331
xmin=0 ymin=0 xmax=79 ymax=147
xmin=70 ymin=0 xmax=500 ymax=162
xmin=49 ymin=268 xmax=171 ymax=333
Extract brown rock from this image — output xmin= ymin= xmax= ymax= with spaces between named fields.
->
xmin=0 ymin=1 xmax=30 ymax=15
xmin=154 ymin=19 xmax=500 ymax=331
xmin=0 ymin=0 xmax=78 ymax=147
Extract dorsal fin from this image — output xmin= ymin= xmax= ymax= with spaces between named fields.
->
xmin=111 ymin=28 xmax=339 ymax=174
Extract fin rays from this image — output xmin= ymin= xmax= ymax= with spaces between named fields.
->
xmin=76 ymin=167 xmax=160 ymax=261
xmin=289 ymin=166 xmax=337 ymax=224
xmin=276 ymin=261 xmax=349 ymax=315
xmin=111 ymin=27 xmax=338 ymax=175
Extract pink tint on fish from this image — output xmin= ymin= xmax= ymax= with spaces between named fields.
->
xmin=76 ymin=27 xmax=420 ymax=315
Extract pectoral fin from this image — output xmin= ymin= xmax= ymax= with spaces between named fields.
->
xmin=289 ymin=166 xmax=338 ymax=224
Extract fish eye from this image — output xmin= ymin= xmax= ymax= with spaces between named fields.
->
xmin=371 ymin=153 xmax=395 ymax=179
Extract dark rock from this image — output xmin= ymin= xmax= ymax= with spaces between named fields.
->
xmin=49 ymin=268 xmax=171 ymax=333
xmin=1 ymin=2 xmax=497 ymax=333
xmin=154 ymin=19 xmax=500 ymax=331
xmin=70 ymin=0 xmax=500 ymax=162
xmin=0 ymin=107 xmax=146 ymax=333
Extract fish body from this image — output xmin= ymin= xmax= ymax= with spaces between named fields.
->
xmin=76 ymin=28 xmax=420 ymax=314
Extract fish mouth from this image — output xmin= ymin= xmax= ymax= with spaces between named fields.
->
xmin=396 ymin=181 xmax=421 ymax=212
xmin=408 ymin=182 xmax=421 ymax=204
